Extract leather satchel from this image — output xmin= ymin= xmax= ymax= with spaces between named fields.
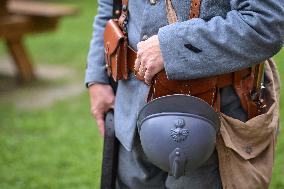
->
xmin=104 ymin=19 xmax=128 ymax=81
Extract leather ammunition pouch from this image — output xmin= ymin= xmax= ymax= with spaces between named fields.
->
xmin=147 ymin=68 xmax=250 ymax=110
xmin=104 ymin=19 xmax=128 ymax=81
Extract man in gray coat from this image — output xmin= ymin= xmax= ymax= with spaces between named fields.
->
xmin=86 ymin=0 xmax=284 ymax=188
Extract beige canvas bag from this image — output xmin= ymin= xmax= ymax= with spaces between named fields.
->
xmin=216 ymin=59 xmax=280 ymax=189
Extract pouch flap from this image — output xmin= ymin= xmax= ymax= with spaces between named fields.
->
xmin=219 ymin=100 xmax=278 ymax=160
xmin=104 ymin=19 xmax=125 ymax=54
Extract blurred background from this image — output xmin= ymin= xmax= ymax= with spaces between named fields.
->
xmin=0 ymin=0 xmax=283 ymax=188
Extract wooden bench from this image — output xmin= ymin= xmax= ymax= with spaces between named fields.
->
xmin=0 ymin=0 xmax=78 ymax=82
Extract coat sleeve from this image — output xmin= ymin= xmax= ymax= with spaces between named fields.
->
xmin=85 ymin=0 xmax=113 ymax=85
xmin=158 ymin=0 xmax=284 ymax=80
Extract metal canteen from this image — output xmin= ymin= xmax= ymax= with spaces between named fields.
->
xmin=137 ymin=94 xmax=220 ymax=178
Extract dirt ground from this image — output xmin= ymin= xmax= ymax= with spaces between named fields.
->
xmin=0 ymin=56 xmax=85 ymax=110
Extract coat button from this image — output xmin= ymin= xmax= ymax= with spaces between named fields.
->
xmin=142 ymin=35 xmax=149 ymax=41
xmin=149 ymin=0 xmax=157 ymax=5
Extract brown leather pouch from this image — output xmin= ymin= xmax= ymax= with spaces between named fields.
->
xmin=104 ymin=19 xmax=128 ymax=81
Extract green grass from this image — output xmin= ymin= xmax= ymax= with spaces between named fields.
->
xmin=0 ymin=0 xmax=284 ymax=188
xmin=0 ymin=94 xmax=103 ymax=189
xmin=0 ymin=1 xmax=103 ymax=188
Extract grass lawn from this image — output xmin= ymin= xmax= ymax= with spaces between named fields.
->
xmin=0 ymin=94 xmax=103 ymax=189
xmin=0 ymin=0 xmax=283 ymax=188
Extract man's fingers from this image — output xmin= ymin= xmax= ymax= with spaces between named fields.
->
xmin=91 ymin=109 xmax=106 ymax=136
xmin=135 ymin=41 xmax=147 ymax=71
xmin=97 ymin=118 xmax=105 ymax=137
xmin=91 ymin=107 xmax=103 ymax=118
xmin=138 ymin=63 xmax=146 ymax=76
xmin=88 ymin=84 xmax=116 ymax=137
xmin=144 ymin=70 xmax=153 ymax=85
xmin=135 ymin=42 xmax=144 ymax=71
xmin=134 ymin=55 xmax=141 ymax=71
xmin=136 ymin=35 xmax=164 ymax=84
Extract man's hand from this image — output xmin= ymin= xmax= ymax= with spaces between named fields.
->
xmin=134 ymin=35 xmax=164 ymax=85
xmin=89 ymin=83 xmax=115 ymax=136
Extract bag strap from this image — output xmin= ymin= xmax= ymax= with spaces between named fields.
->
xmin=165 ymin=0 xmax=178 ymax=24
xmin=165 ymin=0 xmax=202 ymax=24
xmin=112 ymin=0 xmax=122 ymax=19
xmin=189 ymin=0 xmax=202 ymax=18
xmin=118 ymin=0 xmax=129 ymax=33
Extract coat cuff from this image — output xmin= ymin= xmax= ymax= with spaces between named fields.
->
xmin=84 ymin=64 xmax=110 ymax=87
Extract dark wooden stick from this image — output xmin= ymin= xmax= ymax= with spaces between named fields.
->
xmin=101 ymin=110 xmax=119 ymax=189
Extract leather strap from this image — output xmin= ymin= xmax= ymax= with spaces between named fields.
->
xmin=118 ymin=0 xmax=128 ymax=32
xmin=112 ymin=0 xmax=122 ymax=19
xmin=189 ymin=0 xmax=202 ymax=19
xmin=165 ymin=0 xmax=178 ymax=24
xmin=233 ymin=65 xmax=263 ymax=119
xmin=252 ymin=63 xmax=265 ymax=94
xmin=127 ymin=46 xmax=251 ymax=91
xmin=165 ymin=0 xmax=201 ymax=23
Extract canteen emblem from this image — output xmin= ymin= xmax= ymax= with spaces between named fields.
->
xmin=170 ymin=119 xmax=190 ymax=143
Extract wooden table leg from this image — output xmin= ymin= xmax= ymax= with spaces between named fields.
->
xmin=6 ymin=37 xmax=35 ymax=82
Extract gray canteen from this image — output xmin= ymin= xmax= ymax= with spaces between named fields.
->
xmin=137 ymin=95 xmax=220 ymax=178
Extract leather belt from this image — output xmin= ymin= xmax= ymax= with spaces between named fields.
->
xmin=127 ymin=46 xmax=251 ymax=90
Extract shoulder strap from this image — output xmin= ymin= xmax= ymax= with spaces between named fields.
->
xmin=118 ymin=0 xmax=128 ymax=33
xmin=113 ymin=0 xmax=122 ymax=19
xmin=165 ymin=0 xmax=202 ymax=24
xmin=189 ymin=0 xmax=202 ymax=19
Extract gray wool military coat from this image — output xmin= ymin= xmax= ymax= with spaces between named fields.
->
xmin=85 ymin=0 xmax=284 ymax=151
